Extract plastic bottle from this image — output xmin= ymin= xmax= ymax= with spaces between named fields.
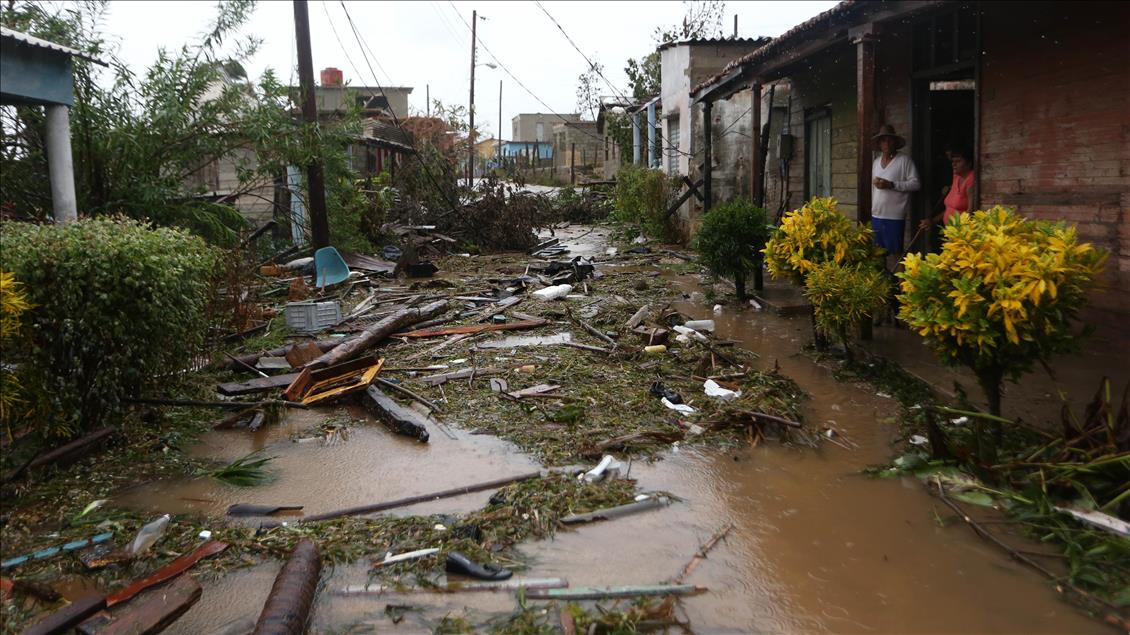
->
xmin=127 ymin=514 xmax=170 ymax=556
xmin=684 ymin=319 xmax=715 ymax=332
xmin=643 ymin=344 xmax=667 ymax=354
xmin=532 ymin=284 xmax=572 ymax=300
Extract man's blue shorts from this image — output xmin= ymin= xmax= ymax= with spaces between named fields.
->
xmin=871 ymin=218 xmax=905 ymax=255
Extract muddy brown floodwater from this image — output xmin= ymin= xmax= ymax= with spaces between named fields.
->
xmin=118 ymin=227 xmax=1110 ymax=634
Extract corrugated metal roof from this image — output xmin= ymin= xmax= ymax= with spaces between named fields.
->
xmin=657 ymin=36 xmax=772 ymax=52
xmin=692 ymin=0 xmax=861 ymax=96
xmin=0 ymin=26 xmax=105 ymax=64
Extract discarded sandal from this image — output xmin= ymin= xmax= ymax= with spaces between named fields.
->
xmin=445 ymin=551 xmax=512 ymax=581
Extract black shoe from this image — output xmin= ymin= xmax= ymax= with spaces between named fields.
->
xmin=445 ymin=551 xmax=512 ymax=580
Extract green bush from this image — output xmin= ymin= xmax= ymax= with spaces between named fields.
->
xmin=613 ymin=166 xmax=676 ymax=241
xmin=804 ymin=262 xmax=890 ymax=362
xmin=694 ymin=199 xmax=771 ymax=300
xmin=0 ymin=218 xmax=221 ymax=438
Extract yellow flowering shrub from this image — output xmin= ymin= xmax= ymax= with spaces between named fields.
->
xmin=897 ymin=206 xmax=1107 ymax=416
xmin=763 ymin=197 xmax=882 ymax=285
xmin=1 ymin=271 xmax=33 ymax=429
xmin=804 ymin=262 xmax=891 ymax=361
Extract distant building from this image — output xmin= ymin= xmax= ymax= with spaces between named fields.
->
xmin=552 ymin=120 xmax=602 ymax=184
xmin=307 ymin=67 xmax=413 ymax=119
xmin=512 ymin=112 xmax=579 ymax=143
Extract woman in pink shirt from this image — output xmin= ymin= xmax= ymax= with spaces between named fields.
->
xmin=922 ymin=146 xmax=975 ymax=229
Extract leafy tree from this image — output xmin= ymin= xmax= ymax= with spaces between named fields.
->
xmin=694 ymin=199 xmax=771 ymax=300
xmin=897 ymin=207 xmax=1106 ymax=442
xmin=0 ymin=0 xmax=364 ymax=245
xmin=613 ymin=165 xmax=677 ymax=242
xmin=624 ymin=1 xmax=727 ymax=100
xmin=576 ymin=61 xmax=604 ymax=121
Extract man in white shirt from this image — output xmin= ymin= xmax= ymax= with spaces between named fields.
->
xmin=870 ymin=125 xmax=920 ymax=262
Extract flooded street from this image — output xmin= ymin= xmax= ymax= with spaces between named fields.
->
xmin=118 ymin=227 xmax=1108 ymax=634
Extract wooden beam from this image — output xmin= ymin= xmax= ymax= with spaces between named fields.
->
xmin=703 ymin=101 xmax=713 ymax=212
xmin=855 ymin=31 xmax=878 ymax=224
xmin=750 ymin=82 xmax=762 ymax=205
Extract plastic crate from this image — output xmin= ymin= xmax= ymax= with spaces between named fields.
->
xmin=285 ymin=301 xmax=342 ymax=332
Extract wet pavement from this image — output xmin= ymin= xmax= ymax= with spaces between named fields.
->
xmin=118 ymin=226 xmax=1112 ymax=634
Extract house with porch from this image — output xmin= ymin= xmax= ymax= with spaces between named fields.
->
xmin=692 ymin=0 xmax=1129 ymax=321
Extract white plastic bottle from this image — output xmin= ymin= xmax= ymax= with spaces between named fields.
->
xmin=127 ymin=514 xmax=171 ymax=556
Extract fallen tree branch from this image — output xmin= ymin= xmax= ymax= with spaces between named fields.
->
xmin=307 ymin=300 xmax=448 ymax=368
xmin=671 ymin=523 xmax=734 ymax=584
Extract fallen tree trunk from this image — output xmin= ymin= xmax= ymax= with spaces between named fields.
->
xmin=306 ymin=300 xmax=448 ymax=369
xmin=364 ymin=385 xmax=430 ymax=442
xmin=6 ymin=427 xmax=117 ymax=481
xmin=252 ymin=540 xmax=322 ymax=635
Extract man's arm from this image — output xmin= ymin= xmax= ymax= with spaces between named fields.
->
xmin=894 ymin=157 xmax=922 ymax=192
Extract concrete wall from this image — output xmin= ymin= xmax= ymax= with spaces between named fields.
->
xmin=552 ymin=121 xmax=602 ymax=183
xmin=315 ymin=86 xmax=412 ymax=118
xmin=978 ymin=1 xmax=1130 ymax=318
xmin=513 ymin=113 xmax=579 ymax=142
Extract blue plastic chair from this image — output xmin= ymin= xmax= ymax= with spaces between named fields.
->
xmin=314 ymin=246 xmax=351 ymax=288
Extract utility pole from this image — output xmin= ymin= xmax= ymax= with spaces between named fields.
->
xmin=497 ymin=79 xmax=503 ymax=171
xmin=426 ymin=84 xmax=430 ymax=117
xmin=293 ymin=0 xmax=329 ymax=248
xmin=467 ymin=9 xmax=477 ymax=187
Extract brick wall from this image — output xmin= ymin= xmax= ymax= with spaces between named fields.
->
xmin=980 ymin=1 xmax=1130 ymax=317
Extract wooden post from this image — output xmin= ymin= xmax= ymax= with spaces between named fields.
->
xmin=854 ymin=31 xmax=878 ymax=224
xmin=467 ymin=9 xmax=477 ymax=187
xmin=570 ymin=142 xmax=576 ymax=184
xmin=854 ymin=28 xmax=878 ymax=341
xmin=703 ymin=100 xmax=713 ymax=212
xmin=750 ymin=82 xmax=762 ymax=206
xmin=293 ymin=0 xmax=330 ymax=248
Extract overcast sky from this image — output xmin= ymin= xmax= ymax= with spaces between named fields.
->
xmin=96 ymin=0 xmax=836 ymax=138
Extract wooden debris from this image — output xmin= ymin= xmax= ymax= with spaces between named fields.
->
xmin=419 ymin=367 xmax=505 ymax=386
xmin=284 ymin=341 xmax=324 ymax=368
xmin=473 ymin=296 xmax=522 ymax=323
xmin=625 ymin=304 xmax=651 ymax=329
xmin=405 ymin=333 xmax=473 ymax=362
xmin=336 ymin=577 xmax=568 ymax=595
xmin=227 ymin=504 xmax=303 ymax=517
xmin=227 ymin=338 xmax=340 ymax=371
xmin=524 ymin=584 xmax=703 ymax=601
xmin=394 ymin=319 xmax=548 ymax=338
xmin=284 ymin=356 xmax=384 ymax=405
xmin=79 ymin=576 xmax=201 ymax=635
xmin=671 ymin=524 xmax=734 ymax=584
xmin=21 ymin=595 xmax=106 ymax=635
xmin=8 ymin=427 xmax=116 ymax=480
xmin=560 ymin=342 xmax=612 ymax=354
xmin=274 ymin=470 xmax=543 ymax=525
xmin=364 ymin=385 xmax=430 ymax=442
xmin=217 ymin=373 xmax=301 ymax=397
xmin=373 ymin=377 xmax=440 ymax=412
xmin=582 ymin=430 xmax=684 ymax=457
xmin=307 ymin=300 xmax=448 ymax=368
xmin=632 ymin=326 xmax=669 ymax=345
xmin=252 ymin=540 xmax=321 ymax=635
xmin=507 ymin=384 xmax=560 ymax=399
xmin=105 ymin=541 xmax=228 ymax=607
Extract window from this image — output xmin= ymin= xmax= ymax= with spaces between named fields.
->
xmin=536 ymin=122 xmax=545 ymax=141
xmin=666 ymin=117 xmax=680 ymax=176
xmin=805 ymin=109 xmax=832 ymax=198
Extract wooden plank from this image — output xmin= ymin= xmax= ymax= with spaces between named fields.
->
xmin=418 ymin=367 xmax=505 ymax=386
xmin=20 ymin=427 xmax=116 ymax=476
xmin=21 ymin=595 xmax=106 ymax=635
xmin=393 ymin=319 xmax=548 ymax=338
xmin=560 ymin=496 xmax=670 ymax=525
xmin=506 ymin=384 xmax=560 ymax=399
xmin=79 ymin=576 xmax=201 ymax=635
xmin=364 ymin=385 xmax=430 ymax=442
xmin=105 ymin=541 xmax=227 ymax=607
xmin=217 ymin=373 xmax=300 ymax=397
xmin=624 ymin=304 xmax=650 ymax=329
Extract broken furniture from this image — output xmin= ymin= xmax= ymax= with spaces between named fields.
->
xmin=283 ymin=356 xmax=384 ymax=406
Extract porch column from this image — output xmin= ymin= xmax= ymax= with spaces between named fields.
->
xmin=45 ymin=104 xmax=77 ymax=223
xmin=632 ymin=112 xmax=641 ymax=165
xmin=750 ymin=82 xmax=762 ymax=206
xmin=703 ymin=100 xmax=713 ymax=212
xmin=854 ymin=31 xmax=878 ymax=224
xmin=647 ymin=102 xmax=658 ymax=169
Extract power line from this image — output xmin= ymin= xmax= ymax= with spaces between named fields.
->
xmin=530 ymin=0 xmax=700 ymax=162
xmin=445 ymin=0 xmax=609 ymax=149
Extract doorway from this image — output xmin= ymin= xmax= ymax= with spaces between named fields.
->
xmin=912 ymin=74 xmax=975 ymax=253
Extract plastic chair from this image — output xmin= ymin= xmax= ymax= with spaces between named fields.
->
xmin=313 ymin=246 xmax=350 ymax=288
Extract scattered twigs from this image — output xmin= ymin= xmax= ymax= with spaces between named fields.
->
xmin=567 ymin=309 xmax=617 ymax=349
xmin=671 ymin=523 xmax=735 ymax=584
xmin=560 ymin=342 xmax=612 ymax=355
xmin=729 ymin=410 xmax=803 ymax=429
xmin=225 ymin=352 xmax=268 ymax=378
xmin=930 ymin=478 xmax=1128 ymax=625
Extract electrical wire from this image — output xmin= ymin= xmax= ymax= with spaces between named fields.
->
xmin=330 ymin=1 xmax=469 ymax=221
